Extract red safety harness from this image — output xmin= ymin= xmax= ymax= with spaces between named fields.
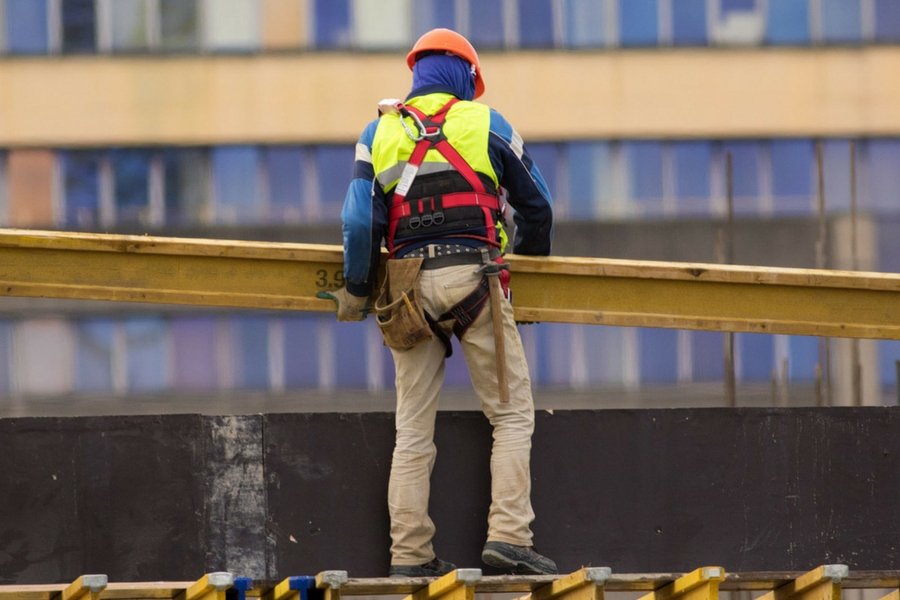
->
xmin=386 ymin=98 xmax=502 ymax=256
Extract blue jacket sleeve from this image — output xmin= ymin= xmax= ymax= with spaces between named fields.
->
xmin=341 ymin=119 xmax=385 ymax=297
xmin=487 ymin=109 xmax=553 ymax=256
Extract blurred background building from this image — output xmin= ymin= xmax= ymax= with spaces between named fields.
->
xmin=0 ymin=0 xmax=898 ymax=413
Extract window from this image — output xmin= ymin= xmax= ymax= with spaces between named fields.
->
xmin=692 ymin=331 xmax=724 ymax=381
xmin=765 ymin=0 xmax=809 ymax=45
xmin=62 ymin=0 xmax=97 ymax=53
xmin=770 ymin=140 xmax=813 ymax=214
xmin=639 ymin=328 xmax=678 ymax=384
xmin=164 ymin=148 xmax=208 ymax=226
xmin=714 ymin=0 xmax=763 ymax=45
xmin=6 ymin=0 xmax=49 ymax=54
xmin=821 ymin=0 xmax=862 ymax=43
xmin=879 ymin=340 xmax=900 ymax=387
xmin=672 ymin=0 xmax=708 ymax=45
xmin=75 ymin=319 xmax=115 ymax=392
xmin=108 ymin=0 xmax=152 ymax=51
xmin=266 ymin=146 xmax=305 ymax=223
xmin=467 ymin=0 xmax=505 ymax=49
xmin=788 ymin=336 xmax=819 ymax=381
xmin=283 ymin=316 xmax=320 ymax=388
xmin=212 ymin=146 xmax=262 ymax=224
xmin=202 ymin=0 xmax=260 ymax=52
xmin=160 ymin=0 xmax=200 ymax=51
xmin=261 ymin=0 xmax=306 ymax=50
xmin=316 ymin=145 xmax=355 ymax=222
xmin=673 ymin=141 xmax=712 ymax=215
xmin=111 ymin=148 xmax=152 ymax=225
xmin=12 ymin=319 xmax=75 ymax=395
xmin=526 ymin=143 xmax=560 ymax=210
xmin=172 ymin=316 xmax=219 ymax=390
xmin=562 ymin=0 xmax=608 ymax=47
xmin=625 ymin=141 xmax=664 ymax=214
xmin=411 ymin=0 xmax=456 ymax=36
xmin=7 ymin=150 xmax=55 ymax=227
xmin=719 ymin=141 xmax=761 ymax=214
xmin=333 ymin=321 xmax=368 ymax=387
xmin=581 ymin=325 xmax=630 ymax=386
xmin=619 ymin=0 xmax=659 ymax=46
xmin=565 ymin=142 xmax=610 ymax=219
xmin=353 ymin=0 xmax=411 ymax=49
xmin=820 ymin=139 xmax=853 ymax=213
xmin=313 ymin=0 xmax=351 ymax=48
xmin=874 ymin=0 xmax=900 ymax=42
xmin=124 ymin=317 xmax=169 ymax=391
xmin=62 ymin=150 xmax=102 ymax=229
xmin=738 ymin=333 xmax=773 ymax=382
xmin=866 ymin=139 xmax=900 ymax=213
xmin=877 ymin=219 xmax=900 ymax=273
xmin=519 ymin=0 xmax=555 ymax=48
xmin=232 ymin=315 xmax=270 ymax=390
xmin=533 ymin=323 xmax=580 ymax=386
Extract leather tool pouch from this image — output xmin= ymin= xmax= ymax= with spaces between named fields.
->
xmin=375 ymin=258 xmax=433 ymax=350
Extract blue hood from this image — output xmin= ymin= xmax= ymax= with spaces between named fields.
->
xmin=409 ymin=53 xmax=476 ymax=101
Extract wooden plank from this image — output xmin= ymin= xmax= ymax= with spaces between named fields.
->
xmin=184 ymin=574 xmax=233 ymax=600
xmin=403 ymin=569 xmax=481 ymax=600
xmin=757 ymin=565 xmax=848 ymax=600
xmin=637 ymin=567 xmax=726 ymax=600
xmin=61 ymin=576 xmax=107 ymax=600
xmin=0 ymin=229 xmax=898 ymax=340
xmin=524 ymin=568 xmax=611 ymax=600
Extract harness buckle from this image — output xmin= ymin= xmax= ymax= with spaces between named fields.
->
xmin=408 ymin=216 xmax=421 ymax=229
xmin=432 ymin=211 xmax=445 ymax=225
xmin=420 ymin=214 xmax=434 ymax=228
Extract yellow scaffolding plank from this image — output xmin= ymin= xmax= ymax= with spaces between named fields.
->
xmin=757 ymin=565 xmax=849 ymax=600
xmin=520 ymin=568 xmax=611 ymax=600
xmin=0 ymin=228 xmax=899 ymax=340
xmin=183 ymin=573 xmax=234 ymax=600
xmin=61 ymin=576 xmax=108 ymax=600
xmin=881 ymin=591 xmax=899 ymax=600
xmin=315 ymin=571 xmax=349 ymax=600
xmin=402 ymin=569 xmax=481 ymax=600
xmin=637 ymin=567 xmax=726 ymax=600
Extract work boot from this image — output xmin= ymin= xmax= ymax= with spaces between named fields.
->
xmin=481 ymin=541 xmax=558 ymax=575
xmin=389 ymin=557 xmax=457 ymax=578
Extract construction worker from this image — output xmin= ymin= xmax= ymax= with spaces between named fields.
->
xmin=319 ymin=28 xmax=555 ymax=577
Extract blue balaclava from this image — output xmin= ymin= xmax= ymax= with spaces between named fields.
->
xmin=410 ymin=52 xmax=476 ymax=101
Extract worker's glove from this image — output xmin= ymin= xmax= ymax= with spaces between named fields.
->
xmin=316 ymin=287 xmax=370 ymax=322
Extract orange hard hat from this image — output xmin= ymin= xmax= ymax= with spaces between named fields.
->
xmin=406 ymin=28 xmax=485 ymax=98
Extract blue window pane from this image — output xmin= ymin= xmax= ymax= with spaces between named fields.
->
xmin=159 ymin=0 xmax=199 ymax=50
xmin=563 ymin=0 xmax=607 ymax=47
xmin=75 ymin=319 xmax=115 ymax=392
xmin=234 ymin=316 xmax=269 ymax=390
xmin=673 ymin=0 xmax=708 ymax=45
xmin=625 ymin=141 xmax=663 ymax=210
xmin=213 ymin=146 xmax=261 ymax=224
xmin=112 ymin=149 xmax=151 ymax=224
xmin=6 ymin=0 xmax=49 ymax=54
xmin=566 ymin=142 xmax=608 ymax=219
xmin=765 ymin=0 xmax=809 ymax=45
xmin=125 ymin=317 xmax=169 ymax=391
xmin=316 ymin=145 xmax=356 ymax=222
xmin=313 ymin=0 xmax=351 ymax=48
xmin=526 ymin=144 xmax=560 ymax=209
xmin=0 ymin=321 xmax=11 ymax=394
xmin=164 ymin=148 xmax=207 ymax=226
xmin=674 ymin=141 xmax=711 ymax=214
xmin=582 ymin=326 xmax=628 ymax=385
xmin=820 ymin=139 xmax=853 ymax=213
xmin=639 ymin=328 xmax=678 ymax=384
xmin=874 ymin=0 xmax=900 ymax=42
xmin=283 ymin=316 xmax=320 ymax=388
xmin=444 ymin=344 xmax=470 ymax=388
xmin=739 ymin=333 xmax=773 ymax=382
xmin=721 ymin=141 xmax=760 ymax=214
xmin=266 ymin=146 xmax=304 ymax=223
xmin=722 ymin=0 xmax=756 ymax=12
xmin=867 ymin=140 xmax=900 ymax=213
xmin=468 ymin=0 xmax=505 ymax=48
xmin=619 ymin=0 xmax=659 ymax=46
xmin=412 ymin=0 xmax=456 ymax=35
xmin=334 ymin=321 xmax=368 ymax=387
xmin=879 ymin=340 xmax=900 ymax=387
xmin=62 ymin=150 xmax=102 ymax=228
xmin=877 ymin=219 xmax=900 ymax=273
xmin=533 ymin=323 xmax=577 ymax=386
xmin=788 ymin=336 xmax=819 ymax=382
xmin=770 ymin=139 xmax=813 ymax=214
xmin=172 ymin=317 xmax=218 ymax=390
xmin=822 ymin=0 xmax=861 ymax=43
xmin=62 ymin=0 xmax=97 ymax=53
xmin=692 ymin=331 xmax=724 ymax=381
xmin=519 ymin=0 xmax=555 ymax=48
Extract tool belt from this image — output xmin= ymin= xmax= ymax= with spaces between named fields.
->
xmin=374 ymin=257 xmax=433 ymax=351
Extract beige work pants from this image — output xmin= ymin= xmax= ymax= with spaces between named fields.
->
xmin=388 ymin=263 xmax=536 ymax=565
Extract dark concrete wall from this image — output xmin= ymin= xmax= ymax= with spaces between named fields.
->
xmin=2 ymin=408 xmax=898 ymax=583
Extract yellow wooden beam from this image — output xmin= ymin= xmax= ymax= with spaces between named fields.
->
xmin=401 ymin=569 xmax=481 ymax=600
xmin=757 ymin=565 xmax=848 ymax=600
xmin=881 ymin=590 xmax=898 ymax=600
xmin=183 ymin=573 xmax=234 ymax=600
xmin=61 ymin=576 xmax=108 ymax=600
xmin=637 ymin=567 xmax=726 ymax=600
xmin=0 ymin=229 xmax=898 ymax=340
xmin=522 ymin=568 xmax=611 ymax=600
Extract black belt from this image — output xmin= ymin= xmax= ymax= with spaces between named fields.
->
xmin=403 ymin=244 xmax=500 ymax=270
